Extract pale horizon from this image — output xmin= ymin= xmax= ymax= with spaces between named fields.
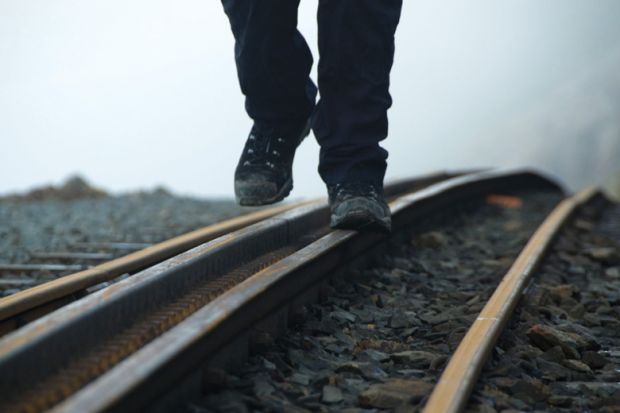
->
xmin=2 ymin=1 xmax=619 ymax=198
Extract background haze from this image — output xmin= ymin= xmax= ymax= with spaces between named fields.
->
xmin=1 ymin=1 xmax=619 ymax=197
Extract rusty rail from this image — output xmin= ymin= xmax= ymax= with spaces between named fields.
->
xmin=422 ymin=187 xmax=602 ymax=413
xmin=0 ymin=169 xmax=562 ymax=413
xmin=0 ymin=202 xmax=304 ymax=333
xmin=0 ymin=172 xmax=460 ymax=337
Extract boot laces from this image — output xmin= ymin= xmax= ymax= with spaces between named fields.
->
xmin=332 ymin=182 xmax=382 ymax=201
xmin=243 ymin=133 xmax=287 ymax=169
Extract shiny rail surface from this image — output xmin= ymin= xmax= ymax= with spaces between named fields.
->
xmin=0 ymin=172 xmax=459 ymax=337
xmin=0 ymin=203 xmax=300 ymax=323
xmin=0 ymin=171 xmax=468 ymax=412
xmin=0 ymin=169 xmax=562 ymax=413
xmin=422 ymin=187 xmax=602 ymax=413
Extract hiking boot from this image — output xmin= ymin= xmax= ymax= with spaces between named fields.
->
xmin=234 ymin=119 xmax=311 ymax=206
xmin=328 ymin=182 xmax=392 ymax=233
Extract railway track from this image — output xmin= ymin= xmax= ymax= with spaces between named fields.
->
xmin=0 ymin=202 xmax=302 ymax=335
xmin=0 ymin=169 xmax=616 ymax=413
xmin=0 ymin=172 xmax=457 ymax=337
xmin=0 ymin=192 xmax=255 ymax=298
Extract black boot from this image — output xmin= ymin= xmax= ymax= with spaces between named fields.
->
xmin=234 ymin=119 xmax=311 ymax=206
xmin=328 ymin=182 xmax=391 ymax=233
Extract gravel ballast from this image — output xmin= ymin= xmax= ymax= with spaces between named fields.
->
xmin=184 ymin=190 xmax=562 ymax=412
xmin=467 ymin=202 xmax=620 ymax=413
xmin=0 ymin=182 xmax=259 ymax=296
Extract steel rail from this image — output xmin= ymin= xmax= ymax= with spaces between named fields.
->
xmin=422 ymin=187 xmax=602 ymax=413
xmin=0 ymin=172 xmax=459 ymax=336
xmin=16 ymin=169 xmax=563 ymax=413
xmin=0 ymin=171 xmax=466 ymax=413
xmin=0 ymin=202 xmax=304 ymax=332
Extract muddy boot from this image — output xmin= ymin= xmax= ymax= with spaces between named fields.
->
xmin=234 ymin=119 xmax=311 ymax=206
xmin=328 ymin=182 xmax=391 ymax=233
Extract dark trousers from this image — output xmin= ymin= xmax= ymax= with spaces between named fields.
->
xmin=221 ymin=0 xmax=402 ymax=186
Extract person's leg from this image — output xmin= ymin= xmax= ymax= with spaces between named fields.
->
xmin=221 ymin=0 xmax=317 ymax=205
xmin=314 ymin=0 xmax=402 ymax=187
xmin=221 ymin=0 xmax=316 ymax=134
xmin=315 ymin=0 xmax=403 ymax=232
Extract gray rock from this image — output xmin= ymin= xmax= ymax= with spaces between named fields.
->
xmin=325 ymin=343 xmax=346 ymax=354
xmin=605 ymin=267 xmax=620 ymax=278
xmin=335 ymin=361 xmax=366 ymax=375
xmin=330 ymin=310 xmax=357 ymax=324
xmin=527 ymin=324 xmax=584 ymax=359
xmin=581 ymin=351 xmax=608 ymax=369
xmin=416 ymin=231 xmax=447 ymax=249
xmin=358 ymin=364 xmax=388 ymax=380
xmin=358 ymin=379 xmax=433 ymax=408
xmin=508 ymin=397 xmax=529 ymax=410
xmin=287 ymin=349 xmax=306 ymax=367
xmin=467 ymin=403 xmax=497 ymax=413
xmin=540 ymin=345 xmax=565 ymax=363
xmin=490 ymin=377 xmax=517 ymax=391
xmin=568 ymin=303 xmax=587 ymax=318
xmin=276 ymin=381 xmax=308 ymax=399
xmin=562 ymin=359 xmax=592 ymax=373
xmin=509 ymin=344 xmax=543 ymax=361
xmin=350 ymin=307 xmax=374 ymax=323
xmin=254 ymin=380 xmax=275 ymax=398
xmin=260 ymin=357 xmax=277 ymax=371
xmin=296 ymin=393 xmax=321 ymax=406
xmin=321 ymin=385 xmax=343 ymax=404
xmin=587 ymin=247 xmax=619 ymax=264
xmin=555 ymin=382 xmax=620 ymax=397
xmin=390 ymin=350 xmax=437 ymax=368
xmin=547 ymin=395 xmax=573 ymax=407
xmin=336 ymin=361 xmax=387 ymax=380
xmin=509 ymin=379 xmax=550 ymax=403
xmin=582 ymin=313 xmax=602 ymax=327
xmin=548 ymin=284 xmax=578 ymax=303
xmin=574 ymin=219 xmax=594 ymax=231
xmin=358 ymin=349 xmax=390 ymax=363
xmin=389 ymin=311 xmax=411 ymax=329
xmin=290 ymin=372 xmax=311 ymax=386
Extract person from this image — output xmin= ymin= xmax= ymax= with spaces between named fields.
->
xmin=221 ymin=0 xmax=402 ymax=233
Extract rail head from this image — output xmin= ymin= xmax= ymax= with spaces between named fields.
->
xmin=0 ymin=202 xmax=305 ymax=322
xmin=0 ymin=172 xmax=465 ymax=355
xmin=422 ymin=186 xmax=603 ymax=413
xmin=16 ymin=168 xmax=565 ymax=413
xmin=0 ymin=170 xmax=465 ymax=334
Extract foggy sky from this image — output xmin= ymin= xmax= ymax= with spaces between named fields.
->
xmin=1 ymin=1 xmax=620 ymax=198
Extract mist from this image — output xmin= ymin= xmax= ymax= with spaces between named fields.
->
xmin=1 ymin=1 xmax=619 ymax=198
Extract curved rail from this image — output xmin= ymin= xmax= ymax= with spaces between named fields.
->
xmin=0 ymin=202 xmax=303 ymax=328
xmin=422 ymin=187 xmax=601 ymax=413
xmin=0 ymin=172 xmax=460 ymax=336
xmin=0 ymin=169 xmax=561 ymax=413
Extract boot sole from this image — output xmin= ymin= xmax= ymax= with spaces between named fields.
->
xmin=331 ymin=212 xmax=391 ymax=233
xmin=234 ymin=118 xmax=311 ymax=207
xmin=330 ymin=206 xmax=392 ymax=234
xmin=236 ymin=176 xmax=293 ymax=207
